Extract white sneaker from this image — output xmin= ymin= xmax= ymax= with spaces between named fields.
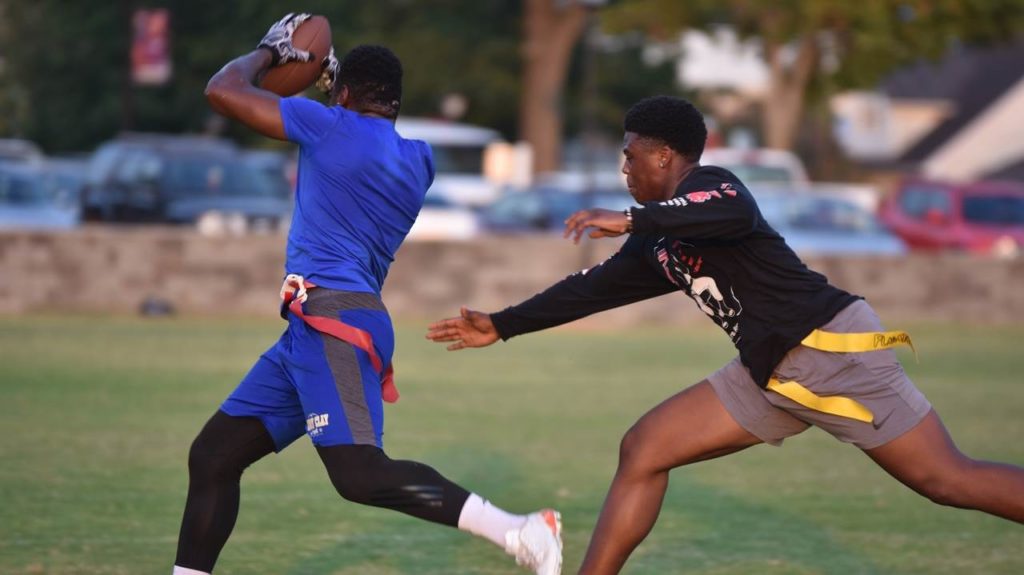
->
xmin=505 ymin=509 xmax=562 ymax=575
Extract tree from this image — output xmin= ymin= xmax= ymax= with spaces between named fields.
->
xmin=520 ymin=0 xmax=589 ymax=173
xmin=0 ymin=0 xmax=523 ymax=153
xmin=603 ymin=0 xmax=1024 ymax=150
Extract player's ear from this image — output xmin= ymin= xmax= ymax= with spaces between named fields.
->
xmin=333 ymin=85 xmax=350 ymax=108
xmin=659 ymin=145 xmax=673 ymax=168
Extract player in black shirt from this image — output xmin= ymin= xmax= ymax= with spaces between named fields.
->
xmin=427 ymin=96 xmax=1024 ymax=574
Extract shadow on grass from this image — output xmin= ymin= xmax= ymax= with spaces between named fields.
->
xmin=278 ymin=450 xmax=884 ymax=575
xmin=626 ymin=474 xmax=887 ymax=575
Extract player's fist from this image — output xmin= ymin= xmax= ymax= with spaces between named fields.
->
xmin=257 ymin=12 xmax=315 ymax=66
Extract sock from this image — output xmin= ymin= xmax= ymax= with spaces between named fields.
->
xmin=173 ymin=567 xmax=210 ymax=575
xmin=457 ymin=493 xmax=528 ymax=550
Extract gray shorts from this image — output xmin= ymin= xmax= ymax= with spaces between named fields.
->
xmin=708 ymin=300 xmax=932 ymax=450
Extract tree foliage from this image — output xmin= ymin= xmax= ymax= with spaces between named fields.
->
xmin=0 ymin=0 xmax=682 ymax=161
xmin=15 ymin=2 xmax=1014 ymax=174
xmin=602 ymin=0 xmax=1024 ymax=149
xmin=0 ymin=0 xmax=523 ymax=152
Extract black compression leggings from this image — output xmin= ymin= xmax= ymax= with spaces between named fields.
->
xmin=175 ymin=410 xmax=471 ymax=573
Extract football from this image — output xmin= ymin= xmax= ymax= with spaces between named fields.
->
xmin=259 ymin=15 xmax=332 ymax=96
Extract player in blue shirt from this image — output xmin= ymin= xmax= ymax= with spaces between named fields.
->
xmin=172 ymin=14 xmax=561 ymax=575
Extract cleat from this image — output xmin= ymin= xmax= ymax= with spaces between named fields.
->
xmin=505 ymin=509 xmax=562 ymax=575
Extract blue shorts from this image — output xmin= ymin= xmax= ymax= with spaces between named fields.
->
xmin=221 ymin=290 xmax=394 ymax=451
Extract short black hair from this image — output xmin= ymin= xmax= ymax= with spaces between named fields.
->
xmin=337 ymin=45 xmax=403 ymax=118
xmin=624 ymin=96 xmax=707 ymax=162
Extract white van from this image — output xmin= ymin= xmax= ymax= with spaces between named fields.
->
xmin=701 ymin=147 xmax=880 ymax=211
xmin=395 ymin=117 xmax=507 ymax=207
xmin=700 ymin=147 xmax=810 ymax=187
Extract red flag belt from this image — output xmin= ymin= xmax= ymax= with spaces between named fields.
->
xmin=282 ymin=278 xmax=399 ymax=403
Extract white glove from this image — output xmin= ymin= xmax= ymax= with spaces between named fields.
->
xmin=257 ymin=13 xmax=314 ymax=66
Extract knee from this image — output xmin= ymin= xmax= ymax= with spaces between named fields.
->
xmin=916 ymin=476 xmax=964 ymax=507
xmin=187 ymin=437 xmax=241 ymax=484
xmin=321 ymin=445 xmax=384 ymax=504
xmin=617 ymin=424 xmax=656 ymax=474
xmin=907 ymin=467 xmax=974 ymax=508
xmin=330 ymin=470 xmax=376 ymax=504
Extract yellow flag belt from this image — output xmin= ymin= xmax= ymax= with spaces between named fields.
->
xmin=765 ymin=329 xmax=915 ymax=424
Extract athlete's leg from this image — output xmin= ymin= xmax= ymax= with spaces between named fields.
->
xmin=578 ymin=381 xmax=763 ymax=575
xmin=174 ymin=411 xmax=276 ymax=573
xmin=317 ymin=433 xmax=565 ymax=572
xmin=175 ymin=342 xmax=306 ymax=574
xmin=317 ymin=444 xmax=562 ymax=574
xmin=297 ymin=295 xmax=560 ymax=572
xmin=865 ymin=409 xmax=1024 ymax=523
xmin=317 ymin=443 xmax=471 ymax=525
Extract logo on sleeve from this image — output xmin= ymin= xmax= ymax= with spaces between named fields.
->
xmin=662 ymin=183 xmax=737 ymax=207
xmin=684 ymin=190 xmax=719 ymax=203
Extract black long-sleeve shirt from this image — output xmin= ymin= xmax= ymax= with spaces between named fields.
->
xmin=490 ymin=166 xmax=859 ymax=388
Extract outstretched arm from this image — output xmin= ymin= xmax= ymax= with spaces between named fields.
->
xmin=564 ymin=175 xmax=758 ymax=243
xmin=564 ymin=208 xmax=631 ymax=244
xmin=426 ymin=307 xmax=500 ymax=351
xmin=426 ymin=237 xmax=676 ymax=350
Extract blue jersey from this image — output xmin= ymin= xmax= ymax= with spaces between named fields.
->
xmin=280 ymin=97 xmax=434 ymax=293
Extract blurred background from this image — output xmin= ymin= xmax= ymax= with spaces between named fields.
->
xmin=2 ymin=2 xmax=1024 ymax=574
xmin=2 ymin=0 xmax=1024 ymax=320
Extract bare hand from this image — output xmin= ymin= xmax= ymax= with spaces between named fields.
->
xmin=425 ymin=307 xmax=499 ymax=351
xmin=563 ymin=208 xmax=629 ymax=244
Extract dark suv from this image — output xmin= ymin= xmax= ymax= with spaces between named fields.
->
xmin=82 ymin=134 xmax=292 ymax=230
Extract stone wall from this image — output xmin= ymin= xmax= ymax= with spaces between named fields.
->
xmin=2 ymin=227 xmax=1022 ymax=325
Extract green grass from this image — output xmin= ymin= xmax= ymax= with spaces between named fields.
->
xmin=1 ymin=315 xmax=1022 ymax=574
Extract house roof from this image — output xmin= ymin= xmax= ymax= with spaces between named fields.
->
xmin=882 ymin=40 xmax=1024 ymax=162
xmin=988 ymin=157 xmax=1024 ymax=182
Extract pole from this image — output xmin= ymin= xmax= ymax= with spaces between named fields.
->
xmin=579 ymin=5 xmax=599 ymax=268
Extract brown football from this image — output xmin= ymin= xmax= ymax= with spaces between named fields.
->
xmin=259 ymin=15 xmax=332 ymax=96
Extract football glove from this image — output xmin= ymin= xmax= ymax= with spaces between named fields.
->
xmin=316 ymin=47 xmax=340 ymax=94
xmin=257 ymin=12 xmax=314 ymax=66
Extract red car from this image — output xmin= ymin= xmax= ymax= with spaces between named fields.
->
xmin=879 ymin=179 xmax=1024 ymax=257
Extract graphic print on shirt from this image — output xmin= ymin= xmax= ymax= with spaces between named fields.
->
xmin=652 ymin=182 xmax=739 ymax=209
xmin=655 ymin=237 xmax=743 ymax=342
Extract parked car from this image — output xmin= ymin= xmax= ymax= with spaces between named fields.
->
xmin=879 ymin=179 xmax=1024 ymax=257
xmin=243 ymin=149 xmax=296 ymax=194
xmin=703 ymin=148 xmax=882 ymax=211
xmin=758 ymin=191 xmax=906 ymax=256
xmin=0 ymin=163 xmax=81 ymax=230
xmin=44 ymin=157 xmax=89 ymax=199
xmin=406 ymin=194 xmax=479 ymax=241
xmin=480 ymin=184 xmax=635 ymax=233
xmin=82 ymin=134 xmax=291 ymax=231
xmin=0 ymin=138 xmax=45 ymax=167
xmin=701 ymin=147 xmax=810 ymax=189
xmin=395 ymin=117 xmax=505 ymax=207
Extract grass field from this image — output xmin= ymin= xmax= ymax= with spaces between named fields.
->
xmin=1 ymin=315 xmax=1022 ymax=575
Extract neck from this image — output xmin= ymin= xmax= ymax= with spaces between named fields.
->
xmin=660 ymin=162 xmax=699 ymax=200
xmin=355 ymin=102 xmax=397 ymax=122
xmin=336 ymin=97 xmax=397 ymax=122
